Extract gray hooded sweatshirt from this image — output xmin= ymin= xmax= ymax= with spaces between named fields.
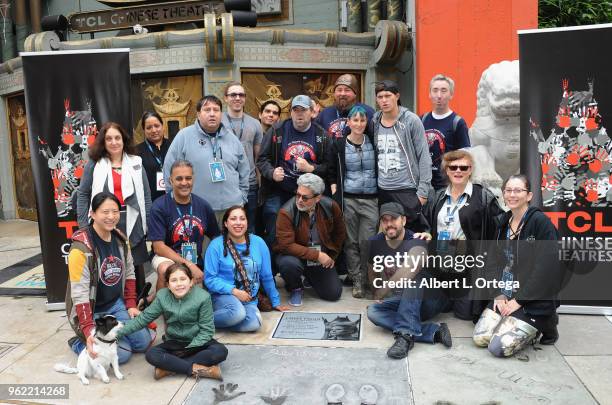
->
xmin=163 ymin=120 xmax=250 ymax=211
xmin=371 ymin=106 xmax=432 ymax=199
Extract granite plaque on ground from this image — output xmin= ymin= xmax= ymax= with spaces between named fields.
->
xmin=185 ymin=345 xmax=412 ymax=405
xmin=272 ymin=312 xmax=362 ymax=341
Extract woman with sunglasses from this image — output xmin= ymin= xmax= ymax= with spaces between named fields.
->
xmin=473 ymin=174 xmax=561 ymax=357
xmin=328 ymin=105 xmax=378 ymax=298
xmin=422 ymin=150 xmax=503 ymax=320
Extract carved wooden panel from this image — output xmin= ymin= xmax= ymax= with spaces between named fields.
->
xmin=7 ymin=93 xmax=37 ymax=221
xmin=241 ymin=69 xmax=364 ymax=121
xmin=131 ymin=74 xmax=203 ymax=143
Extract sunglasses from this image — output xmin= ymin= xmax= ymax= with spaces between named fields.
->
xmin=447 ymin=165 xmax=471 ymax=172
xmin=226 ymin=93 xmax=246 ymax=99
xmin=296 ymin=192 xmax=318 ymax=201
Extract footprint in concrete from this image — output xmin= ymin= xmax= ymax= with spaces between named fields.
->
xmin=325 ymin=383 xmax=346 ymax=404
xmin=261 ymin=386 xmax=289 ymax=405
xmin=359 ymin=384 xmax=379 ymax=404
xmin=212 ymin=383 xmax=246 ymax=404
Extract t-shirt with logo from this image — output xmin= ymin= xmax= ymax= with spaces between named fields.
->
xmin=422 ymin=111 xmax=470 ymax=189
xmin=148 ymin=193 xmax=220 ymax=267
xmin=318 ymin=103 xmax=375 ymax=139
xmin=279 ymin=121 xmax=318 ymax=194
xmin=92 ymin=230 xmax=124 ymax=312
xmin=367 ymin=230 xmax=427 ymax=295
xmin=376 ymin=123 xmax=413 ymax=190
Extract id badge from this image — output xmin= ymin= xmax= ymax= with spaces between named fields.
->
xmin=307 ymin=244 xmax=321 ymax=266
xmin=209 ymin=161 xmax=226 ymax=182
xmin=156 ymin=171 xmax=165 ymax=191
xmin=501 ymin=270 xmax=514 ymax=298
xmin=181 ymin=242 xmax=197 ymax=263
xmin=437 ymin=230 xmax=451 ymax=254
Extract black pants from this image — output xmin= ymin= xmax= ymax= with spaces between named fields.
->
xmin=378 ymin=188 xmax=428 ymax=233
xmin=145 ymin=339 xmax=228 ymax=376
xmin=276 ymin=254 xmax=342 ymax=301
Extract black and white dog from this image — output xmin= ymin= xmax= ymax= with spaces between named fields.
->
xmin=55 ymin=315 xmax=124 ymax=385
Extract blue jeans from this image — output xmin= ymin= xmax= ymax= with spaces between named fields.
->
xmin=367 ymin=271 xmax=451 ymax=343
xmin=246 ymin=185 xmax=258 ymax=234
xmin=211 ymin=294 xmax=262 ymax=332
xmin=262 ymin=194 xmax=282 ymax=248
xmin=71 ymin=298 xmax=152 ymax=364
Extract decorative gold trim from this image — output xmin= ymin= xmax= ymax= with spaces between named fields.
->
xmin=240 ymin=68 xmax=368 ymax=104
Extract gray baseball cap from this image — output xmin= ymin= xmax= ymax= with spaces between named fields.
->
xmin=291 ymin=95 xmax=312 ymax=109
xmin=379 ymin=202 xmax=405 ymax=219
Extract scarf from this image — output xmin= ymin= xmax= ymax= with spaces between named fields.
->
xmin=91 ymin=153 xmax=147 ymax=237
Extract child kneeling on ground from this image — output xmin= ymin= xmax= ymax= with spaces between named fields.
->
xmin=118 ymin=263 xmax=228 ymax=380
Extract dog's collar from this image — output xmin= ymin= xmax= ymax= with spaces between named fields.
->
xmin=96 ymin=336 xmax=117 ymax=344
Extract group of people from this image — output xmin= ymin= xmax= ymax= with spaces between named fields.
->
xmin=64 ymin=73 xmax=561 ymax=381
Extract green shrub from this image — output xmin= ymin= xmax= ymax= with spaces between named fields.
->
xmin=539 ymin=0 xmax=612 ymax=28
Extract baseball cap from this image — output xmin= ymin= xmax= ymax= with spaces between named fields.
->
xmin=334 ymin=74 xmax=358 ymax=93
xmin=379 ymin=202 xmax=405 ymax=219
xmin=291 ymin=95 xmax=312 ymax=109
xmin=375 ymin=80 xmax=400 ymax=95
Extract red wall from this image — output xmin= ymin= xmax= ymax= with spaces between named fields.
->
xmin=415 ymin=0 xmax=537 ymax=125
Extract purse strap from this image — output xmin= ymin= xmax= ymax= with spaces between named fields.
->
xmin=225 ymin=238 xmax=252 ymax=296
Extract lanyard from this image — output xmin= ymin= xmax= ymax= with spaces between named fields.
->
xmin=226 ymin=113 xmax=244 ymax=140
xmin=173 ymin=194 xmax=193 ymax=240
xmin=506 ymin=210 xmax=528 ymax=240
xmin=444 ymin=194 xmax=466 ymax=226
xmin=145 ymin=140 xmax=163 ymax=169
xmin=209 ymin=132 xmax=222 ymax=160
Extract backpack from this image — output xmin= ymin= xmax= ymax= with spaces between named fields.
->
xmin=421 ymin=112 xmax=462 ymax=133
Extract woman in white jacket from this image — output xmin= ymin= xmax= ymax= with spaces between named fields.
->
xmin=77 ymin=122 xmax=151 ymax=295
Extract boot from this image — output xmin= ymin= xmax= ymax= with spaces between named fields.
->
xmin=192 ymin=364 xmax=223 ymax=381
xmin=539 ymin=313 xmax=559 ymax=345
xmin=154 ymin=367 xmax=174 ymax=380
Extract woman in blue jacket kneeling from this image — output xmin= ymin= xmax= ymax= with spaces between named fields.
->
xmin=205 ymin=205 xmax=288 ymax=332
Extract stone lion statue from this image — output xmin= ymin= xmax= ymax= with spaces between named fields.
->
xmin=469 ymin=60 xmax=520 ymax=197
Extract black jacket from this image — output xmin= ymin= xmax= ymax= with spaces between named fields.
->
xmin=135 ymin=138 xmax=170 ymax=202
xmin=423 ymin=183 xmax=504 ymax=242
xmin=327 ymin=133 xmax=378 ymax=210
xmin=256 ymin=119 xmax=330 ymax=203
xmin=492 ymin=206 xmax=561 ymax=316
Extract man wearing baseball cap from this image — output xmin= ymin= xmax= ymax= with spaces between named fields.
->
xmin=366 ymin=202 xmax=452 ymax=359
xmin=257 ymin=95 xmax=331 ymax=248
xmin=318 ymin=73 xmax=375 ymax=139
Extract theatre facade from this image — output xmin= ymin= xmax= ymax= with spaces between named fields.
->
xmin=0 ymin=0 xmax=413 ymax=220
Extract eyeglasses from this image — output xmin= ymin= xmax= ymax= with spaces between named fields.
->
xmin=296 ymin=192 xmax=318 ymax=201
xmin=226 ymin=93 xmax=246 ymax=99
xmin=447 ymin=165 xmax=471 ymax=172
xmin=503 ymin=188 xmax=528 ymax=195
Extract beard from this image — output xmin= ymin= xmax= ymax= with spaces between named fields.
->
xmin=335 ymin=98 xmax=353 ymax=112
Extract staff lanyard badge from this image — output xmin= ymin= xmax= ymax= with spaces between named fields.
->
xmin=176 ymin=201 xmax=197 ymax=263
xmin=209 ymin=137 xmax=226 ymax=182
xmin=156 ymin=171 xmax=165 ymax=191
xmin=501 ymin=250 xmax=514 ymax=298
xmin=307 ymin=243 xmax=321 ymax=267
xmin=436 ymin=194 xmax=464 ymax=255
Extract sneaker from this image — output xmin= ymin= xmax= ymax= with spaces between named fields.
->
xmin=434 ymin=323 xmax=453 ymax=348
xmin=67 ymin=335 xmax=80 ymax=350
xmin=387 ymin=333 xmax=414 ymax=359
xmin=302 ymin=277 xmax=312 ymax=289
xmin=289 ymin=288 xmax=304 ymax=307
